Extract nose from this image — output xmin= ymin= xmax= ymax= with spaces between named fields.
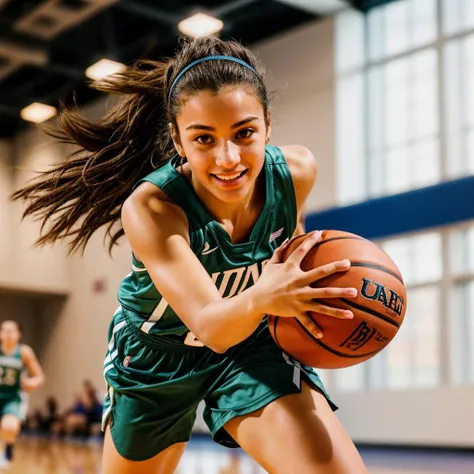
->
xmin=215 ymin=141 xmax=241 ymax=169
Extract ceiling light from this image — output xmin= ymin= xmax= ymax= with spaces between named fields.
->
xmin=178 ymin=13 xmax=224 ymax=38
xmin=20 ymin=102 xmax=57 ymax=124
xmin=85 ymin=58 xmax=126 ymax=81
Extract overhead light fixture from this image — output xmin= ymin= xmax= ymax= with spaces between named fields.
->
xmin=178 ymin=13 xmax=224 ymax=38
xmin=85 ymin=58 xmax=126 ymax=81
xmin=20 ymin=102 xmax=57 ymax=124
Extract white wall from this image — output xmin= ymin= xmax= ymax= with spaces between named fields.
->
xmin=0 ymin=140 xmax=14 ymax=285
xmin=6 ymin=129 xmax=70 ymax=294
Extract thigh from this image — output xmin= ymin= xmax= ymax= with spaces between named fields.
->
xmin=1 ymin=414 xmax=21 ymax=433
xmin=102 ymin=423 xmax=186 ymax=474
xmin=102 ymin=312 xmax=206 ymax=461
xmin=1 ymin=398 xmax=21 ymax=430
xmin=225 ymin=381 xmax=367 ymax=474
xmin=204 ymin=325 xmax=336 ymax=448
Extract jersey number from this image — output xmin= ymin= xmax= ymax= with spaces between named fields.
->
xmin=183 ymin=331 xmax=205 ymax=347
xmin=0 ymin=368 xmax=17 ymax=386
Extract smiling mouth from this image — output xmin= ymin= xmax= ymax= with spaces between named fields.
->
xmin=212 ymin=169 xmax=248 ymax=182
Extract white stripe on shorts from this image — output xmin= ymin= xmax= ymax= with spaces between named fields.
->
xmin=282 ymin=352 xmax=302 ymax=389
xmin=108 ymin=320 xmax=126 ymax=351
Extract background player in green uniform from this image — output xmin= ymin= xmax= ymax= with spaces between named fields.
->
xmin=0 ymin=320 xmax=45 ymax=469
xmin=13 ymin=37 xmax=368 ymax=473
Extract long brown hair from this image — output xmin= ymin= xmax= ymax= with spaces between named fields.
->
xmin=11 ymin=36 xmax=270 ymax=254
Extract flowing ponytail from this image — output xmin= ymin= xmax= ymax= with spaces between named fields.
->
xmin=11 ymin=36 xmax=269 ymax=254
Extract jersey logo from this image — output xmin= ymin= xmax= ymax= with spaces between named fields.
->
xmin=202 ymin=242 xmax=218 ymax=255
xmin=269 ymin=227 xmax=284 ymax=243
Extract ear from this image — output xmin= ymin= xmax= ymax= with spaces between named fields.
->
xmin=169 ymin=123 xmax=185 ymax=157
xmin=265 ymin=123 xmax=272 ymax=144
xmin=265 ymin=109 xmax=272 ymax=143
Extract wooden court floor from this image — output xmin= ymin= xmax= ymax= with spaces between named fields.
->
xmin=6 ymin=436 xmax=473 ymax=473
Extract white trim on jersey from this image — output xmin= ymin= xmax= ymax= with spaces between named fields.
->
xmin=140 ymin=298 xmax=168 ymax=334
xmin=19 ymin=391 xmax=29 ymax=421
xmin=132 ymin=264 xmax=147 ymax=272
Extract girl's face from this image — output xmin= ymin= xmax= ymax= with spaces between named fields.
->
xmin=0 ymin=321 xmax=21 ymax=346
xmin=173 ymin=85 xmax=270 ymax=204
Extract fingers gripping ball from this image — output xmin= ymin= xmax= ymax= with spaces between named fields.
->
xmin=268 ymin=230 xmax=407 ymax=369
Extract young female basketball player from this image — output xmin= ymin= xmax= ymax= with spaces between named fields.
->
xmin=0 ymin=320 xmax=45 ymax=469
xmin=12 ymin=37 xmax=368 ymax=473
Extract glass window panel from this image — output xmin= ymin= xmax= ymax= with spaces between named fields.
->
xmin=387 ymin=317 xmax=411 ymax=389
xmin=450 ymin=229 xmax=467 ymax=275
xmin=449 ymin=227 xmax=474 ymax=275
xmin=413 ymin=233 xmax=442 ymax=283
xmin=467 ymin=227 xmax=474 ymax=271
xmin=442 ymin=0 xmax=474 ymax=35
xmin=385 ymin=1 xmax=410 ymax=56
xmin=412 ymin=0 xmax=437 ymax=47
xmin=411 ymin=139 xmax=440 ymax=188
xmin=386 ymin=146 xmax=410 ymax=194
xmin=467 ymin=281 xmax=474 ymax=382
xmin=411 ymin=286 xmax=441 ymax=387
xmin=442 ymin=0 xmax=462 ymax=35
xmin=464 ymin=35 xmax=474 ymax=127
xmin=385 ymin=59 xmax=409 ymax=147
xmin=336 ymin=73 xmax=366 ymax=204
xmin=449 ymin=284 xmax=467 ymax=385
xmin=444 ymin=39 xmax=464 ymax=178
xmin=383 ymin=238 xmax=413 ymax=285
xmin=466 ymin=0 xmax=474 ymax=33
xmin=368 ymin=150 xmax=385 ymax=198
xmin=465 ymin=129 xmax=474 ymax=174
xmin=334 ymin=364 xmax=365 ymax=392
xmin=336 ymin=9 xmax=365 ymax=74
xmin=368 ymin=67 xmax=384 ymax=152
xmin=412 ymin=49 xmax=438 ymax=139
xmin=367 ymin=7 xmax=384 ymax=62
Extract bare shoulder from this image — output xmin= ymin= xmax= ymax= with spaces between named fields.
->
xmin=279 ymin=145 xmax=317 ymax=198
xmin=21 ymin=345 xmax=34 ymax=360
xmin=121 ymin=181 xmax=188 ymax=236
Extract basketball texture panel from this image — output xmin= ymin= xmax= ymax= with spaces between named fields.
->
xmin=268 ymin=230 xmax=407 ymax=369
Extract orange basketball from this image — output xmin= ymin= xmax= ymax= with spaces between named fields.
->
xmin=268 ymin=230 xmax=407 ymax=369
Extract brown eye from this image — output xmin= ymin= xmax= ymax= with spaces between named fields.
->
xmin=237 ymin=128 xmax=255 ymax=139
xmin=195 ymin=135 xmax=214 ymax=145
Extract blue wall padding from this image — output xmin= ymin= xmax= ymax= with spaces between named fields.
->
xmin=305 ymin=175 xmax=474 ymax=240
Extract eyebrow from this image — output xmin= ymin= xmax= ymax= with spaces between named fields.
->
xmin=185 ymin=116 xmax=259 ymax=131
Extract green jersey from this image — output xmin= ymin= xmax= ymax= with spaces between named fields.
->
xmin=0 ymin=345 xmax=23 ymax=400
xmin=117 ymin=145 xmax=298 ymax=343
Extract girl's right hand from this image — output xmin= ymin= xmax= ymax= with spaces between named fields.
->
xmin=253 ymin=231 xmax=357 ymax=334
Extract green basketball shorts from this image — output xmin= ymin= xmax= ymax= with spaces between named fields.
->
xmin=0 ymin=394 xmax=23 ymax=419
xmin=102 ymin=308 xmax=337 ymax=461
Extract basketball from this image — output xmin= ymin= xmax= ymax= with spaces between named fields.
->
xmin=268 ymin=230 xmax=407 ymax=369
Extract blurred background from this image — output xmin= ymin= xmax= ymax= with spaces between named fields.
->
xmin=0 ymin=0 xmax=474 ymax=472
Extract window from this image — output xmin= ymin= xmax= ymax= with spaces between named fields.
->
xmin=336 ymin=0 xmax=441 ymax=204
xmin=449 ymin=225 xmax=474 ymax=384
xmin=332 ymin=231 xmax=443 ymax=392
xmin=444 ymin=34 xmax=474 ymax=177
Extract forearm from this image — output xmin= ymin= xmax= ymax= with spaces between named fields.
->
xmin=25 ymin=374 xmax=45 ymax=389
xmin=194 ymin=285 xmax=267 ymax=353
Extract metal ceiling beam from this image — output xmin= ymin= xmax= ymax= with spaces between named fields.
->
xmin=212 ymin=0 xmax=264 ymax=16
xmin=117 ymin=1 xmax=179 ymax=25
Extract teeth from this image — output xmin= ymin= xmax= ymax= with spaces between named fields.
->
xmin=215 ymin=171 xmax=243 ymax=181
